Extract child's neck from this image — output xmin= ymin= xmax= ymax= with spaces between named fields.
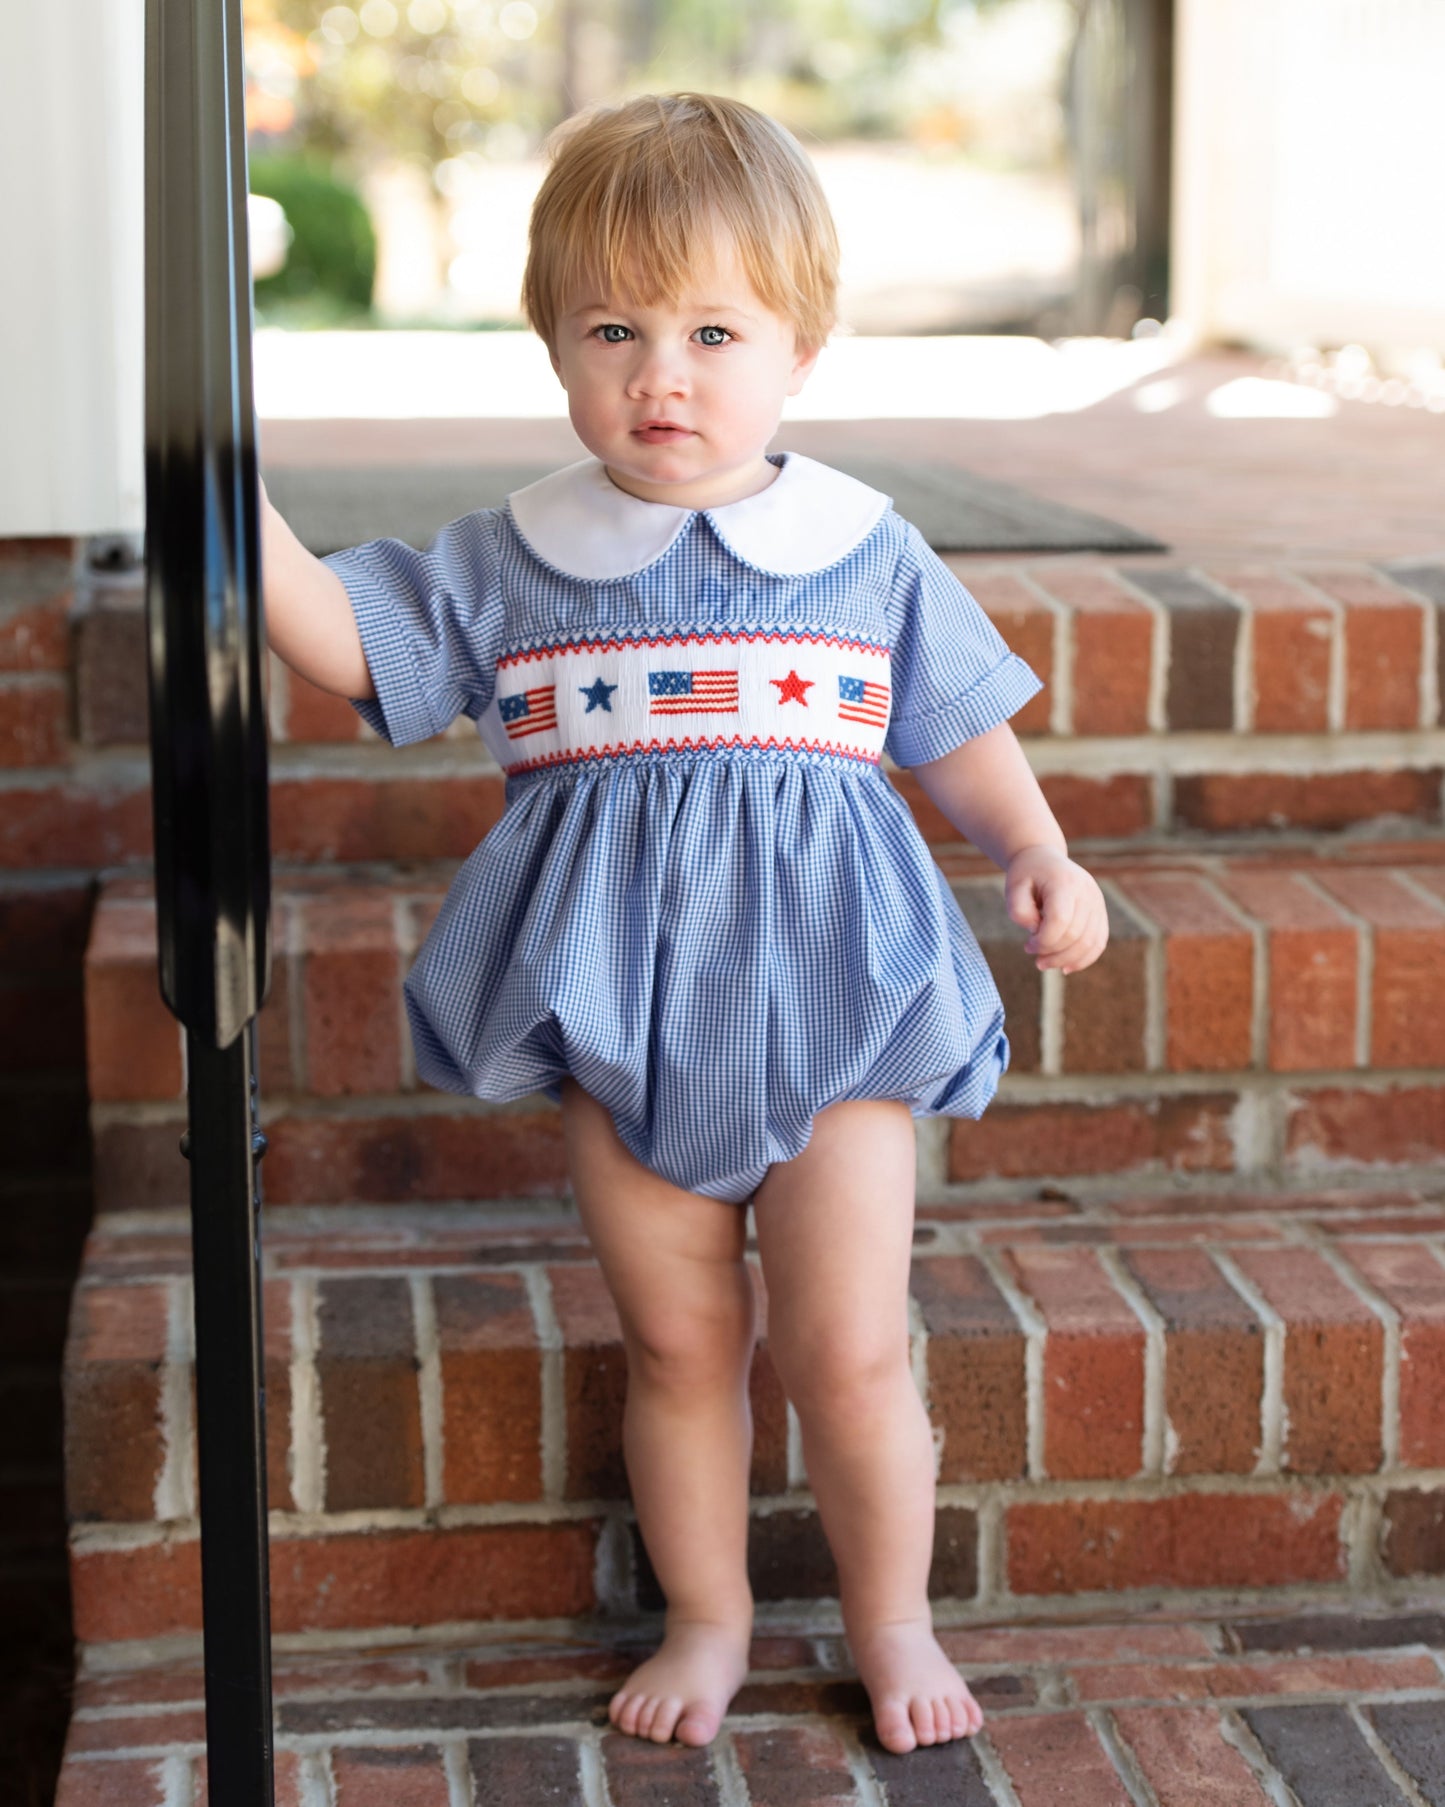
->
xmin=601 ymin=452 xmax=782 ymax=512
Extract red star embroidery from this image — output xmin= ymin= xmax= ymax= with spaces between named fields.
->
xmin=771 ymin=668 xmax=814 ymax=706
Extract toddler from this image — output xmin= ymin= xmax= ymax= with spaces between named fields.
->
xmin=259 ymin=91 xmax=1108 ymax=1755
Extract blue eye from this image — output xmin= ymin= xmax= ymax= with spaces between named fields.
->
xmin=595 ymin=324 xmax=631 ymax=343
xmin=696 ymin=325 xmax=731 ymax=347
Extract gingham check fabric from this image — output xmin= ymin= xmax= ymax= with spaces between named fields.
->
xmin=323 ymin=457 xmax=1042 ymax=1201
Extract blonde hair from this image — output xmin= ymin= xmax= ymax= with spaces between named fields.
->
xmin=520 ymin=92 xmax=839 ymax=353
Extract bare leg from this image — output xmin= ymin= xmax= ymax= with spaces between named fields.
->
xmin=559 ymin=1079 xmax=756 ymax=1745
xmin=750 ymin=1099 xmax=981 ymax=1754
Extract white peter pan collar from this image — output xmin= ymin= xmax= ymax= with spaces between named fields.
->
xmin=505 ymin=451 xmax=891 ymax=581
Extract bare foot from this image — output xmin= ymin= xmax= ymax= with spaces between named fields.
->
xmin=608 ymin=1616 xmax=753 ymax=1746
xmin=850 ymin=1616 xmax=983 ymax=1754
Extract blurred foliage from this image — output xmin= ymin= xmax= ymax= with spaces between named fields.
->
xmin=249 ymin=152 xmax=378 ymax=312
xmin=243 ymin=0 xmax=1072 ymax=187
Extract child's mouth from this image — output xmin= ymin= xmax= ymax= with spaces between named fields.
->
xmin=634 ymin=426 xmax=693 ymax=444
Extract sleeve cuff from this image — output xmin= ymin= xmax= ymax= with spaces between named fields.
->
xmin=886 ymin=652 xmax=1044 ymax=769
xmin=327 ymin=547 xmax=445 ymax=748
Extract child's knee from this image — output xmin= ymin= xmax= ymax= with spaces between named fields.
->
xmin=774 ymin=1326 xmax=912 ymax=1423
xmin=622 ymin=1278 xmax=758 ymax=1389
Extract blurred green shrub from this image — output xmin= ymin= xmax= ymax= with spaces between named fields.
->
xmin=249 ymin=154 xmax=376 ymax=312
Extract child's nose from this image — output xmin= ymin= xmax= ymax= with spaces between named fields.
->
xmin=626 ymin=343 xmax=690 ymax=399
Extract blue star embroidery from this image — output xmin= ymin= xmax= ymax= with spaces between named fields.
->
xmin=580 ymin=677 xmax=617 ymax=713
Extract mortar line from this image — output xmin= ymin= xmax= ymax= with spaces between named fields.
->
xmin=1039 ymin=967 xmax=1065 ymax=1075
xmin=412 ymin=1271 xmax=445 ymax=1511
xmin=1294 ymin=868 xmax=1373 ymax=1070
xmin=444 ymin=1737 xmax=476 ymax=1807
xmin=786 ymin=1399 xmax=807 ymax=1492
xmin=710 ymin=1728 xmax=752 ymax=1807
xmin=1418 ymin=578 xmax=1442 ymax=727
xmin=1209 ymin=1247 xmax=1284 ymax=1475
xmin=1216 ymin=1705 xmax=1302 ymax=1807
xmin=301 ymin=1747 xmax=335 ymax=1807
xmin=1234 ymin=581 xmax=1256 ymax=733
xmin=971 ymin=1726 xmax=1024 ymax=1807
xmin=1297 ymin=1224 xmax=1401 ymax=1473
xmin=907 ymin=1291 xmax=942 ymax=1486
xmin=1105 ymin=572 xmax=1169 ymax=734
xmin=1393 ymin=867 xmax=1445 ymax=922
xmin=1195 ymin=871 xmax=1268 ymax=1072
xmin=1291 ymin=576 xmax=1346 ymax=736
xmin=523 ymin=1265 xmax=567 ymax=1504
xmin=291 ymin=1274 xmax=325 ymax=1517
xmin=286 ymin=896 xmax=309 ymax=1094
xmin=1049 ymin=582 xmax=1074 ymax=738
xmin=975 ymin=1245 xmax=1047 ymax=1482
xmin=156 ymin=1274 xmax=196 ymax=1523
xmin=1088 ymin=1706 xmax=1160 ymax=1807
xmin=161 ymin=1752 xmax=190 ymax=1807
xmin=1349 ymin=1703 xmax=1434 ymax=1807
xmin=1096 ymin=1247 xmax=1167 ymax=1478
xmin=820 ymin=1722 xmax=882 ymax=1807
xmin=1153 ymin=766 xmax=1173 ymax=835
xmin=393 ymin=893 xmax=417 ymax=1092
xmin=973 ymin=1488 xmax=1006 ymax=1609
xmin=578 ymin=1729 xmax=613 ymax=1807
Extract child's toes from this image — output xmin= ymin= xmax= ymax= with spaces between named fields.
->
xmin=910 ymin=1697 xmax=941 ymax=1745
xmin=675 ymin=1702 xmax=723 ymax=1746
xmin=640 ymin=1694 xmax=678 ymax=1741
xmin=874 ymin=1696 xmax=918 ymax=1754
xmin=943 ymin=1694 xmax=972 ymax=1740
xmin=609 ymin=1688 xmax=640 ymax=1735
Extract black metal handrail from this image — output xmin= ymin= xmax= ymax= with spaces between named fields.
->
xmin=144 ymin=0 xmax=276 ymax=1796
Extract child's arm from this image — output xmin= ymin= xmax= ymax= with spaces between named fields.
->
xmin=910 ymin=722 xmax=1109 ymax=975
xmin=258 ymin=479 xmax=376 ymax=700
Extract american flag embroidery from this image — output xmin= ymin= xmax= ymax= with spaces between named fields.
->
xmin=838 ymin=674 xmax=890 ymax=728
xmin=499 ymin=685 xmax=558 ymax=738
xmin=648 ymin=670 xmax=740 ymax=715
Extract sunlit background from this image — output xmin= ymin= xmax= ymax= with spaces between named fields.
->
xmin=242 ymin=0 xmax=1099 ymax=338
xmin=239 ymin=0 xmax=1445 ymax=427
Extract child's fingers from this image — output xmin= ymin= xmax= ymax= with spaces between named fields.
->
xmin=1034 ymin=908 xmax=1110 ymax=972
xmin=1034 ymin=929 xmax=1097 ymax=971
xmin=1023 ymin=886 xmax=1082 ymax=953
xmin=1005 ymin=871 xmax=1043 ymax=931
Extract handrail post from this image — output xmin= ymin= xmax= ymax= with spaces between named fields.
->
xmin=144 ymin=0 xmax=277 ymax=1794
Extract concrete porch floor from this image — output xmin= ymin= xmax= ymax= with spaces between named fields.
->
xmin=257 ymin=341 xmax=1445 ymax=567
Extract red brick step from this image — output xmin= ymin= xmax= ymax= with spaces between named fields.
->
xmin=85 ymin=841 xmax=1445 ymax=1207
xmin=64 ymin=1191 xmax=1445 ymax=1651
xmin=51 ymin=1603 xmax=1445 ymax=1804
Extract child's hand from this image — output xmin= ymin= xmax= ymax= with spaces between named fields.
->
xmin=1004 ymin=845 xmax=1109 ymax=975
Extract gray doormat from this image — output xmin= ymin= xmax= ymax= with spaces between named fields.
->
xmin=264 ymin=457 xmax=1166 ymax=558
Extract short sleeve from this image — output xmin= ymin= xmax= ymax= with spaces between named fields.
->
xmin=883 ymin=519 xmax=1044 ymax=768
xmin=322 ymin=510 xmax=503 ymax=747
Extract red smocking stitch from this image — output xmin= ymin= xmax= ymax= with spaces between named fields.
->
xmin=498 ymin=628 xmax=889 ymax=670
xmin=503 ymin=734 xmax=883 ymax=777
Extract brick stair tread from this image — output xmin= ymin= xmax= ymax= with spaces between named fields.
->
xmin=85 ymin=838 xmax=1445 ymax=1133
xmin=64 ymin=1192 xmax=1445 ymax=1649
xmin=54 ymin=1602 xmax=1445 ymax=1805
xmin=68 ymin=555 xmax=1445 ymax=751
xmin=18 ymin=735 xmax=1445 ymax=865
xmin=34 ymin=553 xmax=1445 ymax=864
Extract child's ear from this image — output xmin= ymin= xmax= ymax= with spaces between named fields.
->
xmin=787 ymin=339 xmax=824 ymax=396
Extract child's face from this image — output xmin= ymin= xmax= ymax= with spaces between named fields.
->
xmin=548 ymin=232 xmax=822 ymax=510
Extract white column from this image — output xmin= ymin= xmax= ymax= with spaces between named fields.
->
xmin=0 ymin=0 xmax=145 ymax=535
xmin=1172 ymin=0 xmax=1445 ymax=352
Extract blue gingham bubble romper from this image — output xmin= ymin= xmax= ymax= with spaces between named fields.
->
xmin=323 ymin=450 xmax=1043 ymax=1204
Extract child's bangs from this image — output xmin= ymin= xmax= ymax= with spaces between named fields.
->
xmin=554 ymin=195 xmax=796 ymax=326
xmin=523 ymin=94 xmax=838 ymax=349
